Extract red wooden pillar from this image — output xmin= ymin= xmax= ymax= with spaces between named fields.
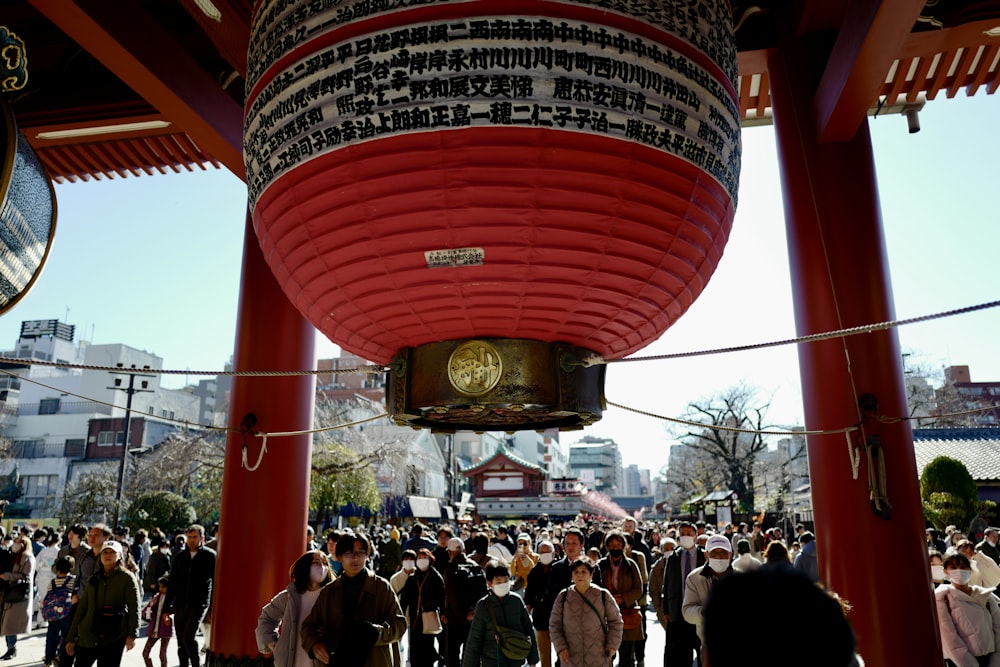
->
xmin=209 ymin=214 xmax=316 ymax=662
xmin=768 ymin=31 xmax=941 ymax=667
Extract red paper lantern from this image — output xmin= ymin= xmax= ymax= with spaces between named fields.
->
xmin=245 ymin=0 xmax=740 ymax=429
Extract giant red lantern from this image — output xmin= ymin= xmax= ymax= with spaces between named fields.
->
xmin=245 ymin=0 xmax=741 ymax=431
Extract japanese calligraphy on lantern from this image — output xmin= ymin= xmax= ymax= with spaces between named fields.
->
xmin=425 ymin=247 xmax=485 ymax=268
xmin=245 ymin=11 xmax=741 ymax=208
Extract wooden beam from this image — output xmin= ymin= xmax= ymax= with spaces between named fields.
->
xmin=814 ymin=0 xmax=927 ymax=143
xmin=28 ymin=0 xmax=245 ymax=179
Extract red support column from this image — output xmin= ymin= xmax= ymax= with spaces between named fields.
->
xmin=768 ymin=31 xmax=941 ymax=667
xmin=209 ymin=214 xmax=316 ymax=663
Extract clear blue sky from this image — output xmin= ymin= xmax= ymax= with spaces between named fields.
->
xmin=1 ymin=93 xmax=997 ymax=468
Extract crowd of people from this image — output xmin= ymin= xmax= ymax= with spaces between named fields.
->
xmin=6 ymin=515 xmax=995 ymax=667
xmin=0 ymin=522 xmax=216 ymax=667
xmin=256 ymin=516 xmax=854 ymax=667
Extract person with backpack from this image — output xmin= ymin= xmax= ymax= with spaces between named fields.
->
xmin=42 ymin=555 xmax=76 ymax=667
xmin=549 ymin=557 xmax=623 ymax=667
xmin=443 ymin=537 xmax=487 ymax=667
xmin=462 ymin=560 xmax=538 ymax=667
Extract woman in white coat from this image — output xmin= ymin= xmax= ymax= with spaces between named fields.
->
xmin=0 ymin=535 xmax=36 ymax=659
xmin=550 ymin=557 xmax=623 ymax=667
xmin=936 ymin=553 xmax=1000 ymax=667
xmin=255 ymin=551 xmax=334 ymax=667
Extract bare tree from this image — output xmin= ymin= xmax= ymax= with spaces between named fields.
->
xmin=60 ymin=463 xmax=118 ymax=525
xmin=309 ymin=396 xmax=416 ymax=521
xmin=674 ymin=383 xmax=802 ymax=512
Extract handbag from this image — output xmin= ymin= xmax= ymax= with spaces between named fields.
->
xmin=421 ymin=610 xmax=442 ymax=635
xmin=416 ymin=573 xmax=443 ymax=635
xmin=3 ymin=581 xmax=29 ymax=604
xmin=620 ymin=606 xmax=641 ymax=630
xmin=484 ymin=597 xmax=532 ymax=661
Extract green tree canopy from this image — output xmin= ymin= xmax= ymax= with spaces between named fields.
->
xmin=125 ymin=491 xmax=196 ymax=534
xmin=920 ymin=456 xmax=981 ymax=529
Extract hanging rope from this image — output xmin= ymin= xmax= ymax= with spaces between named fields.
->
xmin=578 ymin=298 xmax=1000 ymax=367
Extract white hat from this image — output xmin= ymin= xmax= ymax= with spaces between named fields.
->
xmin=447 ymin=537 xmax=464 ymax=551
xmin=101 ymin=541 xmax=123 ymax=557
xmin=705 ymin=535 xmax=732 ymax=553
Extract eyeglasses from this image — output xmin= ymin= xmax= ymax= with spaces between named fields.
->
xmin=343 ymin=551 xmax=368 ymax=559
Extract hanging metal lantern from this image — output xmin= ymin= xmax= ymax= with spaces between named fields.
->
xmin=245 ymin=1 xmax=741 ymax=431
xmin=0 ymin=75 xmax=57 ymax=315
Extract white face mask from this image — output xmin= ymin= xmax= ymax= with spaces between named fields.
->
xmin=931 ymin=565 xmax=946 ymax=581
xmin=492 ymin=582 xmax=511 ymax=598
xmin=416 ymin=558 xmax=430 ymax=571
xmin=948 ymin=569 xmax=972 ymax=586
xmin=538 ymin=552 xmax=554 ymax=565
xmin=402 ymin=559 xmax=416 ymax=571
xmin=708 ymin=558 xmax=730 ymax=574
xmin=310 ymin=564 xmax=328 ymax=583
xmin=679 ymin=536 xmax=696 ymax=550
xmin=160 ymin=547 xmax=171 ymax=555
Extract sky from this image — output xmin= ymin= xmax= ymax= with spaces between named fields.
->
xmin=1 ymin=92 xmax=997 ymax=473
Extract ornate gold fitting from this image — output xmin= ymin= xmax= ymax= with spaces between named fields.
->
xmin=387 ymin=339 xmax=606 ymax=433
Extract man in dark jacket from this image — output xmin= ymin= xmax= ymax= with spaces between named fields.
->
xmin=663 ymin=521 xmax=704 ymax=667
xmin=443 ymin=537 xmax=487 ymax=667
xmin=167 ymin=524 xmax=217 ymax=667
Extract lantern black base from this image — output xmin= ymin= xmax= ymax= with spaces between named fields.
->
xmin=387 ymin=338 xmax=606 ymax=433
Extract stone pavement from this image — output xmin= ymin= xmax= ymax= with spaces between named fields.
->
xmin=7 ymin=608 xmax=666 ymax=667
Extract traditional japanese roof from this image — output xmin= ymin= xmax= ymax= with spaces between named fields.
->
xmin=3 ymin=1 xmax=999 ymax=182
xmin=461 ymin=443 xmax=545 ymax=477
xmin=913 ymin=427 xmax=1000 ymax=483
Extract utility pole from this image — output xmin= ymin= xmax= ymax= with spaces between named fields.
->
xmin=109 ymin=364 xmax=154 ymax=528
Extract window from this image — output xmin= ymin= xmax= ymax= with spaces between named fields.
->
xmin=97 ymin=431 xmax=125 ymax=446
xmin=38 ymin=398 xmax=60 ymax=415
xmin=21 ymin=474 xmax=58 ymax=512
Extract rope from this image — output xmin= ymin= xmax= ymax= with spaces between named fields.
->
xmin=605 ymin=401 xmax=994 ymax=439
xmin=579 ymin=299 xmax=1000 ymax=366
xmin=0 ymin=366 xmax=388 ymax=440
xmin=606 ymin=400 xmax=857 ymax=437
xmin=0 ymin=354 xmax=387 ymax=377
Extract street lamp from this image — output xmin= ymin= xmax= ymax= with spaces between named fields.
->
xmin=109 ymin=364 xmax=154 ymax=528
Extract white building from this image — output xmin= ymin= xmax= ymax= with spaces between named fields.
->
xmin=569 ymin=435 xmax=623 ymax=495
xmin=0 ymin=320 xmax=215 ymax=517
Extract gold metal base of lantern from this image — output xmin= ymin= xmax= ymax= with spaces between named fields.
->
xmin=386 ymin=339 xmax=606 ymax=433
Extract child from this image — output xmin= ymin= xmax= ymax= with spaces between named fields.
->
xmin=42 ymin=555 xmax=75 ymax=667
xmin=142 ymin=576 xmax=173 ymax=667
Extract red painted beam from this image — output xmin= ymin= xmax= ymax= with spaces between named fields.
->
xmin=814 ymin=0 xmax=927 ymax=143
xmin=28 ymin=0 xmax=245 ymax=180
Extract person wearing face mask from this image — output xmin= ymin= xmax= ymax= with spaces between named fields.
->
xmin=682 ymin=535 xmax=734 ymax=646
xmin=662 ymin=522 xmax=705 ymax=667
xmin=256 ymin=551 xmax=334 ymax=667
xmin=0 ymin=535 xmax=36 ymax=659
xmin=399 ymin=548 xmax=445 ymax=667
xmin=463 ymin=560 xmax=539 ymax=667
xmin=143 ymin=540 xmax=173 ymax=600
xmin=936 ymin=552 xmax=1000 ymax=667
xmin=596 ymin=531 xmax=643 ymax=667
xmin=391 ymin=550 xmax=418 ymax=597
xmin=930 ymin=550 xmax=948 ymax=587
xmin=301 ymin=533 xmax=406 ymax=667
xmin=525 ymin=541 xmax=557 ymax=667
xmin=977 ymin=528 xmax=1000 ymax=566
